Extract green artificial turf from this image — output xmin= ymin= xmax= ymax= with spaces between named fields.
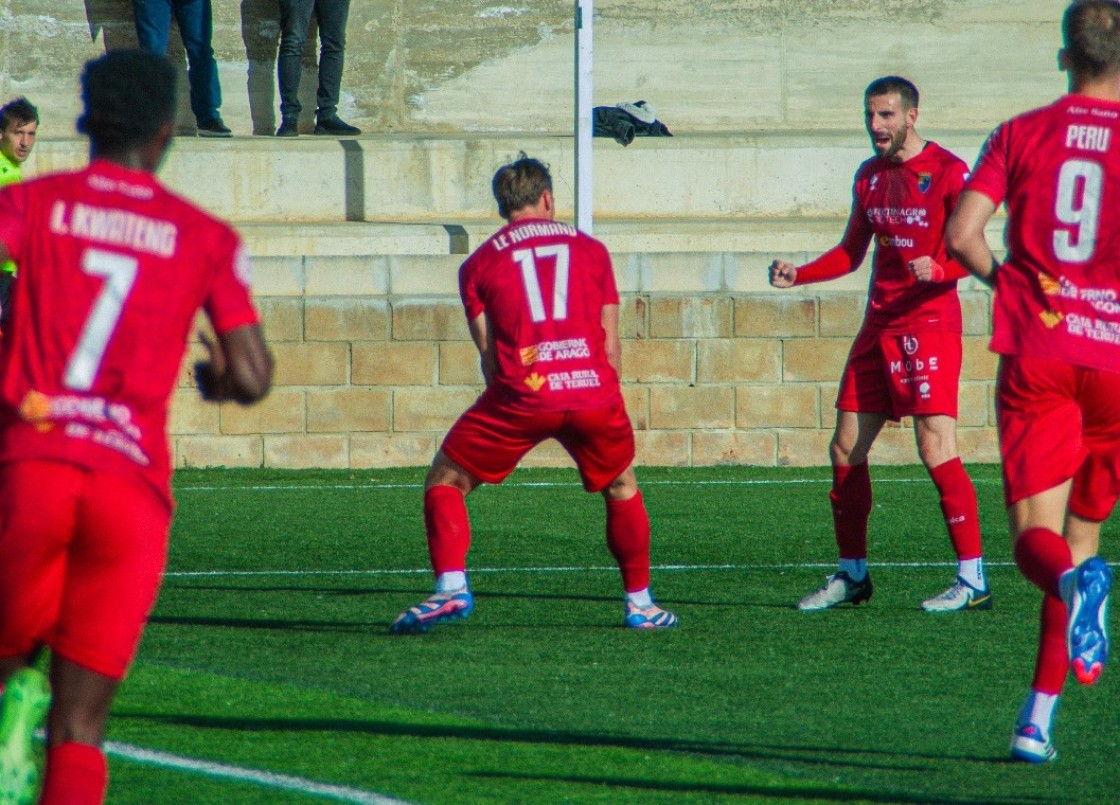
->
xmin=91 ymin=465 xmax=1120 ymax=803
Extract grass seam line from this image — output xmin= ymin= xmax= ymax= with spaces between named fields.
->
xmin=161 ymin=560 xmax=1086 ymax=578
xmin=103 ymin=739 xmax=411 ymax=805
xmin=173 ymin=477 xmax=1004 ymax=492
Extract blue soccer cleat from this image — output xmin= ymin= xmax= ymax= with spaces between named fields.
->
xmin=1067 ymin=557 xmax=1111 ymax=685
xmin=0 ymin=668 xmax=51 ymax=805
xmin=624 ymin=602 xmax=678 ymax=629
xmin=1010 ymin=721 xmax=1057 ymax=764
xmin=390 ymin=589 xmax=474 ymax=635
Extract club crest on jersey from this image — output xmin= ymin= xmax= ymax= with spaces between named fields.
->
xmin=524 ymin=372 xmax=546 ymax=392
xmin=902 ymin=335 xmax=920 ymax=355
xmin=917 ymin=173 xmax=932 ymax=193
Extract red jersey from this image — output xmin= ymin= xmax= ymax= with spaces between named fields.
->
xmin=459 ymin=217 xmax=622 ymax=411
xmin=966 ymin=95 xmax=1120 ymax=372
xmin=796 ymin=141 xmax=969 ymax=334
xmin=0 ymin=159 xmax=259 ymax=507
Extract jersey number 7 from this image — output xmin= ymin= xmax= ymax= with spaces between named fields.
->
xmin=65 ymin=247 xmax=138 ymax=391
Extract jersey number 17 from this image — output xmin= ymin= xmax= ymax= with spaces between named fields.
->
xmin=513 ymin=244 xmax=570 ymax=323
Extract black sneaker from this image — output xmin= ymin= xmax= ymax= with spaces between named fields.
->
xmin=314 ymin=116 xmax=361 ymax=136
xmin=275 ymin=119 xmax=299 ymax=137
xmin=197 ymin=118 xmax=232 ymax=138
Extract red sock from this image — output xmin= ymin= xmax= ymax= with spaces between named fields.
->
xmin=1014 ymin=526 xmax=1073 ymax=599
xmin=1032 ymin=594 xmax=1069 ymax=695
xmin=40 ymin=742 xmax=107 ymax=805
xmin=929 ymin=457 xmax=983 ymax=560
xmin=424 ymin=485 xmax=471 ymax=576
xmin=831 ymin=462 xmax=872 ymax=559
xmin=606 ymin=491 xmax=652 ymax=593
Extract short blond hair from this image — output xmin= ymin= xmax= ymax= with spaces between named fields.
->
xmin=492 ymin=155 xmax=552 ymax=219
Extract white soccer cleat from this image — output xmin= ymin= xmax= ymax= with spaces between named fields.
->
xmin=797 ymin=571 xmax=873 ymax=611
xmin=921 ymin=576 xmax=993 ymax=613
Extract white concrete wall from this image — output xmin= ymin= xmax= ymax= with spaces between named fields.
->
xmin=4 ymin=1 xmax=1066 ymax=137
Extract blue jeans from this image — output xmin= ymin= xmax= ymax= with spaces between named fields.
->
xmin=277 ymin=0 xmax=350 ymax=122
xmin=133 ymin=0 xmax=222 ymax=125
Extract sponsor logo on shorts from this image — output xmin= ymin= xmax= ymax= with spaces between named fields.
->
xmin=889 ymin=356 xmax=939 ymax=374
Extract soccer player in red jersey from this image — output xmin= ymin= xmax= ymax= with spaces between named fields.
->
xmin=390 ymin=156 xmax=677 ymax=634
xmin=0 ymin=50 xmax=272 ymax=803
xmin=769 ymin=76 xmax=990 ymax=614
xmin=946 ymin=0 xmax=1120 ymax=763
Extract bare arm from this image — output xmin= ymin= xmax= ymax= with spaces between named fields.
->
xmin=468 ymin=312 xmax=496 ymax=387
xmin=194 ymin=323 xmax=273 ymax=404
xmin=602 ymin=303 xmax=621 ymax=375
xmin=946 ymin=190 xmax=1001 ymax=288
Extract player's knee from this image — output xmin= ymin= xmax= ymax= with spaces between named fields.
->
xmin=47 ymin=709 xmax=108 ymax=748
xmin=830 ymin=438 xmax=862 ymax=466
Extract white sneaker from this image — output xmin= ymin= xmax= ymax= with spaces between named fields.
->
xmin=921 ymin=576 xmax=993 ymax=613
xmin=797 ymin=571 xmax=873 ymax=611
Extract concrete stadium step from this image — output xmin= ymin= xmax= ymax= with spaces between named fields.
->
xmin=243 ymin=218 xmax=1004 ymax=298
xmin=235 ymin=217 xmax=853 ymax=258
xmin=238 ymin=216 xmax=1006 ymax=257
xmin=29 ymin=130 xmax=992 ymax=224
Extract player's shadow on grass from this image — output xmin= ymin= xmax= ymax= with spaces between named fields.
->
xmin=147 ymin=614 xmax=378 ymax=633
xmin=165 ymin=581 xmax=704 ymax=608
xmin=117 ymin=712 xmax=1026 ymax=777
xmin=468 ymin=770 xmax=1055 ymax=805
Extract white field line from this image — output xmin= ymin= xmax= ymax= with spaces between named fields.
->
xmin=164 ymin=560 xmax=1041 ymax=579
xmin=174 ymin=477 xmax=1003 ymax=493
xmin=103 ymin=741 xmax=410 ymax=805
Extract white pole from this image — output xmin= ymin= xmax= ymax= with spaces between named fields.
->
xmin=575 ymin=0 xmax=593 ymax=233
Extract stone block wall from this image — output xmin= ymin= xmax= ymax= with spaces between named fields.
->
xmin=169 ymin=281 xmax=1000 ymax=470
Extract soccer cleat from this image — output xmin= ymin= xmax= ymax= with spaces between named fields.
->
xmin=921 ymin=576 xmax=993 ymax=612
xmin=797 ymin=571 xmax=873 ymax=611
xmin=389 ymin=589 xmax=474 ymax=634
xmin=624 ymin=602 xmax=678 ymax=629
xmin=1067 ymin=557 xmax=1111 ymax=685
xmin=1009 ymin=722 xmax=1057 ymax=763
xmin=0 ymin=668 xmax=51 ymax=805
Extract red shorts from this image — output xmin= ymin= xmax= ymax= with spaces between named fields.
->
xmin=441 ymin=392 xmax=635 ymax=492
xmin=836 ymin=328 xmax=962 ymax=420
xmin=0 ymin=461 xmax=170 ymax=680
xmin=998 ymin=354 xmax=1120 ymax=520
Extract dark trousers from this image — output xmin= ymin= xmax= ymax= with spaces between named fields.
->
xmin=133 ymin=0 xmax=222 ymax=125
xmin=277 ymin=0 xmax=350 ymax=122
